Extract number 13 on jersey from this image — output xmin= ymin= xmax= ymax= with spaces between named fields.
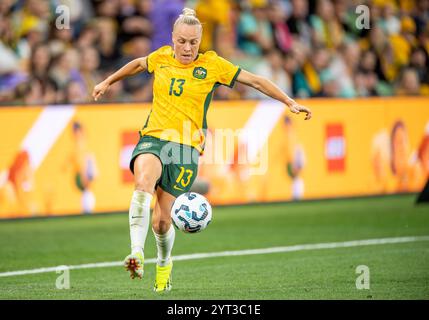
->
xmin=169 ymin=78 xmax=185 ymax=96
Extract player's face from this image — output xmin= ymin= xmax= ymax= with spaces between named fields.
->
xmin=172 ymin=23 xmax=201 ymax=65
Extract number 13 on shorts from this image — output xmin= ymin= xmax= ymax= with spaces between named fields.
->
xmin=176 ymin=166 xmax=194 ymax=188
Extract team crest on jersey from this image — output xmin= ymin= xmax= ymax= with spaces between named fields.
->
xmin=193 ymin=67 xmax=207 ymax=79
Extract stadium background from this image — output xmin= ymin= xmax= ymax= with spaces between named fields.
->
xmin=1 ymin=0 xmax=429 ymax=218
xmin=0 ymin=0 xmax=428 ymax=301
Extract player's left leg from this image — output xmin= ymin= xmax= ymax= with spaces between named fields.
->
xmin=152 ymin=187 xmax=176 ymax=292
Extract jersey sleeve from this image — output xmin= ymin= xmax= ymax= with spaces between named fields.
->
xmin=147 ymin=49 xmax=160 ymax=73
xmin=215 ymin=56 xmax=241 ymax=88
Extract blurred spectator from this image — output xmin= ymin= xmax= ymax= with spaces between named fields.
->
xmin=15 ymin=22 xmax=48 ymax=63
xmin=93 ymin=17 xmax=121 ymax=71
xmin=355 ymin=50 xmax=383 ymax=96
xmin=29 ymin=42 xmax=52 ymax=80
xmin=42 ymin=77 xmax=61 ymax=104
xmin=117 ymin=0 xmax=152 ymax=47
xmin=333 ymin=0 xmax=361 ymax=39
xmin=378 ymin=0 xmax=401 ymax=35
xmin=247 ymin=49 xmax=292 ymax=99
xmin=267 ymin=0 xmax=293 ymax=53
xmin=294 ymin=45 xmax=331 ymax=97
xmin=395 ymin=67 xmax=422 ymax=95
xmin=119 ymin=36 xmax=153 ymax=102
xmin=388 ymin=15 xmax=418 ymax=79
xmin=0 ymin=39 xmax=20 ymax=76
xmin=413 ymin=0 xmax=429 ymax=35
xmin=27 ymin=42 xmax=62 ymax=103
xmin=14 ymin=76 xmax=44 ymax=105
xmin=237 ymin=0 xmax=274 ymax=57
xmin=324 ymin=41 xmax=361 ymax=98
xmin=361 ymin=25 xmax=393 ymax=82
xmin=310 ymin=0 xmax=344 ymax=49
xmin=48 ymin=21 xmax=74 ymax=57
xmin=75 ymin=46 xmax=102 ymax=101
xmin=283 ymin=51 xmax=298 ymax=93
xmin=11 ymin=0 xmax=51 ymax=43
xmin=196 ymin=0 xmax=232 ymax=55
xmin=14 ymin=75 xmax=61 ymax=105
xmin=76 ymin=23 xmax=99 ymax=49
xmin=409 ymin=47 xmax=429 ymax=87
xmin=287 ymin=0 xmax=312 ymax=49
xmin=95 ymin=0 xmax=119 ymax=18
xmin=49 ymin=48 xmax=81 ymax=91
xmin=151 ymin=0 xmax=183 ymax=51
xmin=355 ymin=70 xmax=378 ymax=97
xmin=65 ymin=79 xmax=87 ymax=104
xmin=321 ymin=76 xmax=340 ymax=97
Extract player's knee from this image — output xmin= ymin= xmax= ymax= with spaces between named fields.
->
xmin=134 ymin=172 xmax=156 ymax=193
xmin=152 ymin=217 xmax=171 ymax=234
xmin=133 ymin=154 xmax=161 ymax=193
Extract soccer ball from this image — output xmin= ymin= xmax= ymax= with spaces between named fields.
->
xmin=171 ymin=192 xmax=212 ymax=233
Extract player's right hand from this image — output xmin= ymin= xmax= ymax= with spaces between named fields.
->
xmin=92 ymin=81 xmax=110 ymax=101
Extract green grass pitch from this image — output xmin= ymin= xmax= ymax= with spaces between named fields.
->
xmin=0 ymin=194 xmax=428 ymax=300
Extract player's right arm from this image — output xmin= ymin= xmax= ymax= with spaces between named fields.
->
xmin=92 ymin=57 xmax=148 ymax=101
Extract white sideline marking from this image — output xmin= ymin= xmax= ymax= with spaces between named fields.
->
xmin=1 ymin=235 xmax=428 ymax=278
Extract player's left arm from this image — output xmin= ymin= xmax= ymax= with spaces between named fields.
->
xmin=236 ymin=69 xmax=312 ymax=120
xmin=92 ymin=57 xmax=148 ymax=101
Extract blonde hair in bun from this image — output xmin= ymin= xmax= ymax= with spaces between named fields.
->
xmin=173 ymin=7 xmax=202 ymax=32
xmin=182 ymin=7 xmax=196 ymax=17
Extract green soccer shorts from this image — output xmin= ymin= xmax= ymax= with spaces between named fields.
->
xmin=129 ymin=134 xmax=200 ymax=197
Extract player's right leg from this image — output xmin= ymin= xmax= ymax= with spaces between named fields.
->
xmin=124 ymin=153 xmax=162 ymax=279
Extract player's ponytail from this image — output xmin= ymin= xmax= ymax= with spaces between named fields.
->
xmin=173 ymin=8 xmax=202 ymax=32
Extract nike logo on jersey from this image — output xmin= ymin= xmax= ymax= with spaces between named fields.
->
xmin=160 ymin=65 xmax=169 ymax=69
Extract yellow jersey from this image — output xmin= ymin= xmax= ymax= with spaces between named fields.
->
xmin=140 ymin=45 xmax=241 ymax=153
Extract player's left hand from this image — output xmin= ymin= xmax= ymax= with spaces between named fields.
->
xmin=288 ymin=101 xmax=312 ymax=120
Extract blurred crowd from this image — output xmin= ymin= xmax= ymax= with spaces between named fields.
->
xmin=1 ymin=0 xmax=429 ymax=105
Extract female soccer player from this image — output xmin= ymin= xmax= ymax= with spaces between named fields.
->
xmin=92 ymin=8 xmax=312 ymax=292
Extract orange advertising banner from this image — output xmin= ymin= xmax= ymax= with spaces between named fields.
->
xmin=0 ymin=98 xmax=428 ymax=218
